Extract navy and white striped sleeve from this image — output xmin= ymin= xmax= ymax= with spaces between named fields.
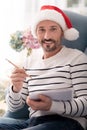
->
xmin=50 ymin=53 xmax=87 ymax=117
xmin=6 ymin=80 xmax=29 ymax=112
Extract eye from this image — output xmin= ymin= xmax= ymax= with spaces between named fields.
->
xmin=50 ymin=27 xmax=57 ymax=31
xmin=37 ymin=28 xmax=45 ymax=33
xmin=40 ymin=28 xmax=45 ymax=32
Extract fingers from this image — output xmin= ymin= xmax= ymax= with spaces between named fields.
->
xmin=26 ymin=95 xmax=52 ymax=111
xmin=10 ymin=68 xmax=28 ymax=78
xmin=11 ymin=68 xmax=31 ymax=78
xmin=38 ymin=94 xmax=50 ymax=101
xmin=12 ymin=68 xmax=26 ymax=74
xmin=10 ymin=68 xmax=29 ymax=92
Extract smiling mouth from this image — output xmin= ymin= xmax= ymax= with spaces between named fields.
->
xmin=42 ymin=39 xmax=56 ymax=44
xmin=43 ymin=41 xmax=54 ymax=44
xmin=43 ymin=42 xmax=54 ymax=49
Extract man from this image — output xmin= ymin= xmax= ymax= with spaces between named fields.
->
xmin=0 ymin=5 xmax=87 ymax=130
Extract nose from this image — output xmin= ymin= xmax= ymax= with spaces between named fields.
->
xmin=44 ymin=30 xmax=51 ymax=40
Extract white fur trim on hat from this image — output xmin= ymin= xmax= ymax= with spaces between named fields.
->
xmin=31 ymin=5 xmax=79 ymax=41
xmin=32 ymin=10 xmax=66 ymax=35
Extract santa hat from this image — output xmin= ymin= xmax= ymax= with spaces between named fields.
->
xmin=31 ymin=5 xmax=79 ymax=41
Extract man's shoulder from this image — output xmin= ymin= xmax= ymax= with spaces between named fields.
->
xmin=64 ymin=46 xmax=85 ymax=56
xmin=63 ymin=46 xmax=87 ymax=63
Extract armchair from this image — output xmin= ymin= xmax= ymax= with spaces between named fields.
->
xmin=3 ymin=10 xmax=87 ymax=129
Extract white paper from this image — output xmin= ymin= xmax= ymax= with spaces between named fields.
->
xmin=29 ymin=88 xmax=73 ymax=101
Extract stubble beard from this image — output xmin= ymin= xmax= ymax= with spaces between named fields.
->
xmin=41 ymin=40 xmax=61 ymax=52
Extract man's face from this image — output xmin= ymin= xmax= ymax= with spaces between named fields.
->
xmin=36 ymin=20 xmax=63 ymax=53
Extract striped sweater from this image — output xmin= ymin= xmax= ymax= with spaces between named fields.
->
xmin=6 ymin=46 xmax=87 ymax=127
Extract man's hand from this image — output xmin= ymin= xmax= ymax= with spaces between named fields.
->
xmin=10 ymin=68 xmax=28 ymax=92
xmin=26 ymin=95 xmax=52 ymax=111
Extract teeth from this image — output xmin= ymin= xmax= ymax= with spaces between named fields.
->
xmin=45 ymin=41 xmax=52 ymax=44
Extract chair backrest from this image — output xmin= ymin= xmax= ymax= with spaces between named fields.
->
xmin=63 ymin=11 xmax=87 ymax=53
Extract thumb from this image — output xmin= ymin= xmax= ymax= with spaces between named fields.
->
xmin=38 ymin=94 xmax=49 ymax=101
xmin=26 ymin=96 xmax=30 ymax=104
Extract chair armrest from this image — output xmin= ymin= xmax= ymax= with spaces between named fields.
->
xmin=3 ymin=104 xmax=29 ymax=120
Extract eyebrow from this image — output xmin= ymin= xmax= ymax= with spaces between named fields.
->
xmin=38 ymin=25 xmax=58 ymax=29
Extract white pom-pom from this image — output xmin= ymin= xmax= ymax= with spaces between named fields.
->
xmin=64 ymin=28 xmax=79 ymax=41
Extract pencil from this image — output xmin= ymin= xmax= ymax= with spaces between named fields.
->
xmin=5 ymin=58 xmax=19 ymax=68
xmin=5 ymin=58 xmax=32 ymax=78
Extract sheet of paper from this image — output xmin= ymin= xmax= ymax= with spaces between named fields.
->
xmin=29 ymin=88 xmax=73 ymax=101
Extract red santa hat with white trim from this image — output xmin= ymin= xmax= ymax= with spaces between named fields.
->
xmin=31 ymin=5 xmax=79 ymax=41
